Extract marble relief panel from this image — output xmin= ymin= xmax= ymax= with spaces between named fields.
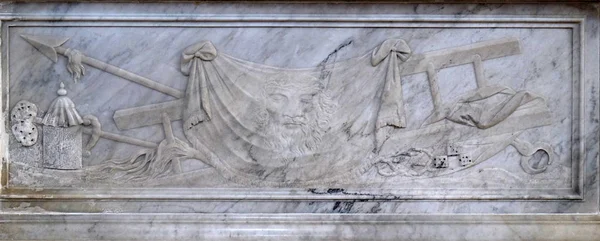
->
xmin=2 ymin=20 xmax=582 ymax=199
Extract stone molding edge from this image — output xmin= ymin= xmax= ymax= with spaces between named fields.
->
xmin=0 ymin=5 xmax=595 ymax=241
xmin=0 ymin=13 xmax=588 ymax=22
xmin=1 ymin=1 xmax=599 ymax=4
xmin=0 ymin=187 xmax=584 ymax=200
xmin=1 ymin=213 xmax=600 ymax=240
xmin=3 ymin=213 xmax=600 ymax=223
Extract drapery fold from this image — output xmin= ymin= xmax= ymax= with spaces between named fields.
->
xmin=371 ymin=39 xmax=411 ymax=129
xmin=175 ymin=39 xmax=551 ymax=184
xmin=181 ymin=41 xmax=217 ymax=130
xmin=179 ymin=39 xmax=414 ymax=184
xmin=423 ymin=85 xmax=545 ymax=129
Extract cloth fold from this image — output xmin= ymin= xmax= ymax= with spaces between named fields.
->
xmin=370 ymin=39 xmax=412 ymax=129
xmin=179 ymin=39 xmax=412 ymax=184
xmin=371 ymin=39 xmax=411 ymax=66
xmin=423 ymin=85 xmax=545 ymax=129
xmin=181 ymin=41 xmax=218 ymax=130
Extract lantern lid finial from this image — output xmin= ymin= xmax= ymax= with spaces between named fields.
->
xmin=57 ymin=82 xmax=67 ymax=96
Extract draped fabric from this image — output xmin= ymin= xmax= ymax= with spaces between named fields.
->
xmin=177 ymin=40 xmax=549 ymax=185
xmin=181 ymin=41 xmax=217 ymax=130
xmin=371 ymin=38 xmax=412 ymax=130
xmin=445 ymin=86 xmax=544 ymax=129
xmin=423 ymin=85 xmax=545 ymax=129
xmin=179 ymin=39 xmax=411 ymax=184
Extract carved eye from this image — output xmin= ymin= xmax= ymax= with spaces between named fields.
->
xmin=269 ymin=94 xmax=286 ymax=103
xmin=300 ymin=94 xmax=315 ymax=102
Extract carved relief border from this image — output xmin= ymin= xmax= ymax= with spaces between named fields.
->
xmin=0 ymin=15 xmax=586 ymax=201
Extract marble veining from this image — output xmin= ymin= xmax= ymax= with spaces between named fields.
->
xmin=0 ymin=2 xmax=598 ymax=240
xmin=3 ymin=15 xmax=591 ymax=205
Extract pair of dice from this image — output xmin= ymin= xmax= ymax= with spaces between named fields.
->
xmin=433 ymin=154 xmax=473 ymax=168
xmin=433 ymin=144 xmax=473 ymax=168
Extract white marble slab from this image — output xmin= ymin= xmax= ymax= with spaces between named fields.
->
xmin=0 ymin=2 xmax=597 ymax=240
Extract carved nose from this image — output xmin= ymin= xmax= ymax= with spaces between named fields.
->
xmin=283 ymin=102 xmax=303 ymax=118
xmin=283 ymin=111 xmax=302 ymax=118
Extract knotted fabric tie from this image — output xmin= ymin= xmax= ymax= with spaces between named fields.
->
xmin=181 ymin=41 xmax=218 ymax=130
xmin=370 ymin=39 xmax=412 ymax=130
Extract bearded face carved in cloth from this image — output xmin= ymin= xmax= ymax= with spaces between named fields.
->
xmin=250 ymin=73 xmax=336 ymax=166
xmin=179 ymin=39 xmax=410 ymax=184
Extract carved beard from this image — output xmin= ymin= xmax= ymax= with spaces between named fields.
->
xmin=260 ymin=110 xmax=323 ymax=158
xmin=249 ymin=83 xmax=336 ymax=163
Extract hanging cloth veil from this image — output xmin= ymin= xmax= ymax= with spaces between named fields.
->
xmin=180 ymin=39 xmax=411 ymax=185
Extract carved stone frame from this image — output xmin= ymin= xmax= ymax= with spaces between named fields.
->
xmin=0 ymin=15 xmax=588 ymax=201
xmin=0 ymin=2 xmax=598 ymax=240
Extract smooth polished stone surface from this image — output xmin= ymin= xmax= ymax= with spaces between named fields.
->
xmin=2 ymin=213 xmax=600 ymax=241
xmin=0 ymin=2 xmax=598 ymax=240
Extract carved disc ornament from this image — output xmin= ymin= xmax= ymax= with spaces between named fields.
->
xmin=10 ymin=100 xmax=39 ymax=147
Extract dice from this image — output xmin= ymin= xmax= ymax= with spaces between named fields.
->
xmin=447 ymin=144 xmax=461 ymax=156
xmin=433 ymin=155 xmax=448 ymax=168
xmin=460 ymin=154 xmax=473 ymax=166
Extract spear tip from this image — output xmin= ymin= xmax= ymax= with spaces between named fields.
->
xmin=20 ymin=34 xmax=70 ymax=63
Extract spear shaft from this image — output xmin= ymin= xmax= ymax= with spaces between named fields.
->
xmin=56 ymin=46 xmax=184 ymax=98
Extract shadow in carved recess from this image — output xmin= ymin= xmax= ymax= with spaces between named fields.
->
xmin=10 ymin=35 xmax=554 ymax=187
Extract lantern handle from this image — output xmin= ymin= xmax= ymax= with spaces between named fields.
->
xmin=82 ymin=115 xmax=102 ymax=157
